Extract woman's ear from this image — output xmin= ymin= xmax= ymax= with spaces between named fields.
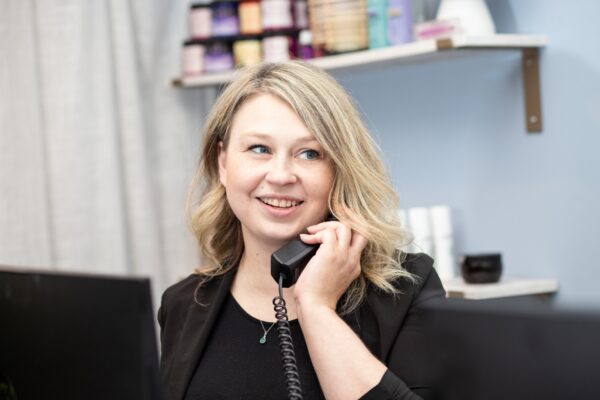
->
xmin=217 ymin=141 xmax=227 ymax=187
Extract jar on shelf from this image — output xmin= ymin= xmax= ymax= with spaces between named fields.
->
xmin=233 ymin=39 xmax=263 ymax=67
xmin=181 ymin=41 xmax=206 ymax=76
xmin=189 ymin=3 xmax=212 ymax=39
xmin=204 ymin=42 xmax=235 ymax=73
xmin=309 ymin=0 xmax=369 ymax=53
xmin=294 ymin=0 xmax=309 ymax=30
xmin=262 ymin=0 xmax=293 ymax=31
xmin=239 ymin=0 xmax=263 ymax=34
xmin=212 ymin=2 xmax=240 ymax=37
xmin=297 ymin=30 xmax=314 ymax=59
xmin=263 ymin=35 xmax=290 ymax=62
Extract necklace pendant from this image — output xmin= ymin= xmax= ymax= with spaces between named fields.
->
xmin=259 ymin=335 xmax=267 ymax=344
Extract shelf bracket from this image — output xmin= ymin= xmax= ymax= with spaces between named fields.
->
xmin=522 ymin=48 xmax=543 ymax=133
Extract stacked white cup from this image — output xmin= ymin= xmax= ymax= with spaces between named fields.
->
xmin=400 ymin=205 xmax=456 ymax=281
xmin=407 ymin=207 xmax=434 ymax=256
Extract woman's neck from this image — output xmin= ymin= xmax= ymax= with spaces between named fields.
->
xmin=231 ymin=238 xmax=298 ymax=321
xmin=237 ymin=244 xmax=278 ymax=295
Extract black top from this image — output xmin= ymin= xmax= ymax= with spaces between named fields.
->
xmin=184 ymin=293 xmax=324 ymax=399
xmin=159 ymin=253 xmax=445 ymax=400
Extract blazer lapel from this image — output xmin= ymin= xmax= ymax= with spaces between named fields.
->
xmin=170 ymin=268 xmax=236 ymax=400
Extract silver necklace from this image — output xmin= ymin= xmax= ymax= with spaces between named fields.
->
xmin=259 ymin=320 xmax=277 ymax=344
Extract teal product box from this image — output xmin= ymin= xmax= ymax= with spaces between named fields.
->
xmin=368 ymin=0 xmax=389 ymax=49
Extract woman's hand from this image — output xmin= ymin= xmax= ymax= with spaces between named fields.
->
xmin=294 ymin=218 xmax=368 ymax=311
xmin=292 ymin=217 xmax=386 ymax=400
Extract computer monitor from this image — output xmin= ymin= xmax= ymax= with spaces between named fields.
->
xmin=0 ymin=267 xmax=164 ymax=400
xmin=424 ymin=297 xmax=600 ymax=400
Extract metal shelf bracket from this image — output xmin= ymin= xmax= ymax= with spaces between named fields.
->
xmin=522 ymin=48 xmax=543 ymax=133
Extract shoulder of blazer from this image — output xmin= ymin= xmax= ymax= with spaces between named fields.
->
xmin=398 ymin=252 xmax=440 ymax=294
xmin=359 ymin=252 xmax=444 ymax=362
xmin=365 ymin=252 xmax=439 ymax=308
xmin=159 ymin=271 xmax=235 ymax=322
xmin=159 ymin=274 xmax=202 ymax=323
xmin=158 ymin=269 xmax=236 ymax=400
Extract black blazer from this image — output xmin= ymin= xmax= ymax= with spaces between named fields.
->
xmin=158 ymin=253 xmax=445 ymax=400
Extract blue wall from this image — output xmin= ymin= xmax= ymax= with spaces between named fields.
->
xmin=333 ymin=1 xmax=600 ymax=306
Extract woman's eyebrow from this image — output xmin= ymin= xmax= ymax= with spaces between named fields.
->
xmin=295 ymin=136 xmax=320 ymax=144
xmin=239 ymin=132 xmax=269 ymax=139
xmin=239 ymin=132 xmax=319 ymax=144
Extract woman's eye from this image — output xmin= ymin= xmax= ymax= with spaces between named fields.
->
xmin=299 ymin=149 xmax=321 ymax=160
xmin=249 ymin=145 xmax=269 ymax=154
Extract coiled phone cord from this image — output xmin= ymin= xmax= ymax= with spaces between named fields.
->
xmin=273 ymin=273 xmax=303 ymax=400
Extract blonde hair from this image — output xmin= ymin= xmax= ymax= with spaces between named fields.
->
xmin=188 ymin=61 xmax=414 ymax=313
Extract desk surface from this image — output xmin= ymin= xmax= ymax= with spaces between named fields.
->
xmin=442 ymin=277 xmax=559 ymax=300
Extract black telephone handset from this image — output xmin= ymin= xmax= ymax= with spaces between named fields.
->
xmin=271 ymin=237 xmax=318 ymax=288
xmin=271 ymin=237 xmax=317 ymax=399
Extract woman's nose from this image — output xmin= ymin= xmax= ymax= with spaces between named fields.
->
xmin=265 ymin=156 xmax=298 ymax=185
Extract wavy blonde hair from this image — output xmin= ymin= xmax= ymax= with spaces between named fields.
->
xmin=188 ymin=61 xmax=414 ymax=313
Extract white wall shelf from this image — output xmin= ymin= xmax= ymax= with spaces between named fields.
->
xmin=443 ymin=277 xmax=558 ymax=300
xmin=173 ymin=34 xmax=546 ymax=132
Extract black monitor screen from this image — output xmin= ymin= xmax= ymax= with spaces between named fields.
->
xmin=0 ymin=268 xmax=163 ymax=400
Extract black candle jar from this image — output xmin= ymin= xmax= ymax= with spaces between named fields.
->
xmin=461 ymin=253 xmax=502 ymax=284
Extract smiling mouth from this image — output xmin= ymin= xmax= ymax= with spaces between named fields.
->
xmin=259 ymin=198 xmax=304 ymax=208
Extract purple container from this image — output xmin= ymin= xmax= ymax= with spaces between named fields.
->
xmin=204 ymin=42 xmax=234 ymax=73
xmin=388 ymin=0 xmax=414 ymax=45
xmin=212 ymin=2 xmax=239 ymax=37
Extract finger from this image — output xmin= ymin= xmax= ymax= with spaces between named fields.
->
xmin=314 ymin=228 xmax=338 ymax=257
xmin=348 ymin=232 xmax=368 ymax=266
xmin=305 ymin=220 xmax=344 ymax=233
xmin=335 ymin=224 xmax=352 ymax=253
xmin=350 ymin=231 xmax=368 ymax=251
xmin=299 ymin=233 xmax=321 ymax=244
xmin=300 ymin=228 xmax=337 ymax=248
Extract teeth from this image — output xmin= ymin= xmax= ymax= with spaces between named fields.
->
xmin=261 ymin=198 xmax=300 ymax=208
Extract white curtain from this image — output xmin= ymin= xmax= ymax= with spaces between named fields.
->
xmin=0 ymin=0 xmax=216 ymax=303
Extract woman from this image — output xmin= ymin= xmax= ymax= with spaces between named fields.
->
xmin=158 ymin=62 xmax=444 ymax=400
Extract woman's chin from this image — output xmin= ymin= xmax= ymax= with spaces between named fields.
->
xmin=242 ymin=222 xmax=312 ymax=249
xmin=270 ymin=233 xmax=300 ymax=246
xmin=259 ymin=230 xmax=302 ymax=249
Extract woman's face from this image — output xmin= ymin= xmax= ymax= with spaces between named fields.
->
xmin=218 ymin=93 xmax=335 ymax=249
